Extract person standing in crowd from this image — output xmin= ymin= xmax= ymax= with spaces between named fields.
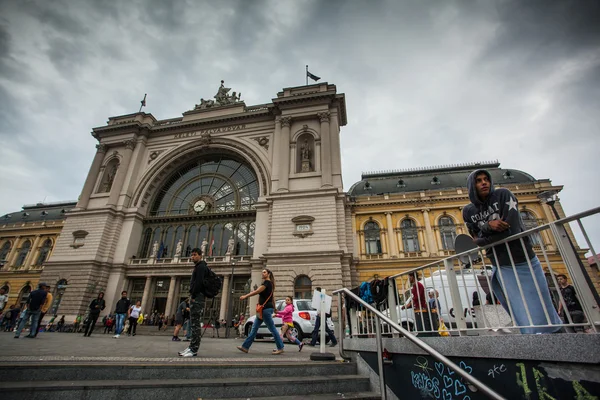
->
xmin=557 ymin=274 xmax=590 ymax=333
xmin=83 ymin=292 xmax=105 ymax=337
xmin=309 ymin=287 xmax=338 ymax=347
xmin=462 ymin=169 xmax=562 ymax=334
xmin=237 ymin=269 xmax=284 ymax=355
xmin=172 ymin=298 xmax=190 ymax=341
xmin=178 ymin=248 xmax=208 ymax=357
xmin=104 ymin=315 xmax=114 ymax=334
xmin=113 ymin=291 xmax=131 ymax=339
xmin=0 ymin=287 xmax=8 ymax=313
xmin=73 ymin=314 xmax=81 ymax=333
xmin=275 ymin=296 xmax=304 ymax=351
xmin=428 ymin=290 xmax=441 ymax=332
xmin=402 ymin=273 xmax=436 ymax=336
xmin=56 ymin=315 xmax=65 ymax=332
xmin=33 ymin=284 xmax=53 ymax=337
xmin=127 ymin=301 xmax=142 ymax=336
xmin=14 ymin=282 xmax=47 ymax=338
xmin=6 ymin=305 xmax=20 ymax=332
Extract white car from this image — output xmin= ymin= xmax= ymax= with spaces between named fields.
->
xmin=244 ymin=298 xmax=335 ymax=341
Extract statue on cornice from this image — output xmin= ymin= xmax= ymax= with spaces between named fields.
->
xmin=195 ymin=80 xmax=242 ymax=110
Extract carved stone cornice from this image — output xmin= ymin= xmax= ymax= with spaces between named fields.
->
xmin=96 ymin=143 xmax=108 ymax=153
xmin=123 ymin=139 xmax=137 ymax=150
xmin=280 ymin=116 xmax=293 ymax=128
xmin=317 ymin=112 xmax=330 ymax=123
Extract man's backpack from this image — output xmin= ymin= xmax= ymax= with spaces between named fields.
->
xmin=202 ymin=265 xmax=222 ymax=298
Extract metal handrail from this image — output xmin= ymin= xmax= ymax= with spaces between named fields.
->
xmin=333 ymin=288 xmax=506 ymax=400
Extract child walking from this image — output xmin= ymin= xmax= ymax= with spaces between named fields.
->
xmin=275 ymin=297 xmax=304 ymax=351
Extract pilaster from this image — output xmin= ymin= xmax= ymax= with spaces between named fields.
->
xmin=77 ymin=144 xmax=107 ymax=209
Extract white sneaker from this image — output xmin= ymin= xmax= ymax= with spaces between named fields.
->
xmin=113 ymin=334 xmax=120 ymax=338
xmin=178 ymin=348 xmax=191 ymax=356
xmin=181 ymin=350 xmax=197 ymax=357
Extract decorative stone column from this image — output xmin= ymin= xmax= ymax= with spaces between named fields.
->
xmin=418 ymin=229 xmax=427 ymax=255
xmin=219 ymin=275 xmax=230 ymax=321
xmin=396 ymin=228 xmax=404 ymax=253
xmin=317 ymin=112 xmax=332 ymax=187
xmin=77 ymin=143 xmax=107 ymax=209
xmin=421 ymin=209 xmax=438 ymax=255
xmin=271 ymin=118 xmax=282 ymax=184
xmin=24 ymin=235 xmax=42 ymax=270
xmin=163 ymin=277 xmax=177 ymax=319
xmin=107 ymin=139 xmax=136 ymax=206
xmin=140 ymin=276 xmax=153 ymax=314
xmin=385 ymin=212 xmax=399 ymax=258
xmin=278 ymin=116 xmax=292 ymax=191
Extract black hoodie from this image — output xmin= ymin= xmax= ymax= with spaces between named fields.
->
xmin=462 ymin=169 xmax=535 ymax=266
xmin=189 ymin=260 xmax=208 ymax=299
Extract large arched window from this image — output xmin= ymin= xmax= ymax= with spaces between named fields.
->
xmin=35 ymin=239 xmax=53 ymax=266
xmin=18 ymin=284 xmax=31 ymax=308
xmin=150 ymin=157 xmax=259 ymax=217
xmin=364 ymin=221 xmax=382 ymax=255
xmin=15 ymin=240 xmax=31 ymax=267
xmin=401 ymin=219 xmax=420 ymax=252
xmin=294 ymin=275 xmax=312 ymax=299
xmin=520 ymin=210 xmax=541 ymax=246
xmin=0 ymin=241 xmax=11 ymax=262
xmin=439 ymin=216 xmax=457 ymax=250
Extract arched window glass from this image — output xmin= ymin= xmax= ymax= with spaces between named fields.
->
xmin=35 ymin=239 xmax=53 ymax=266
xmin=15 ymin=240 xmax=31 ymax=266
xmin=294 ymin=275 xmax=312 ymax=299
xmin=210 ymin=224 xmax=223 ymax=256
xmin=439 ymin=216 xmax=457 ymax=250
xmin=173 ymin=226 xmax=184 ymax=255
xmin=185 ymin=226 xmax=198 ymax=257
xmin=364 ymin=221 xmax=382 ymax=254
xmin=401 ymin=219 xmax=420 ymax=252
xmin=221 ymin=223 xmax=234 ymax=255
xmin=520 ymin=210 xmax=541 ymax=246
xmin=0 ymin=241 xmax=11 ymax=262
xmin=163 ymin=227 xmax=174 ymax=257
xmin=139 ymin=228 xmax=152 ymax=258
xmin=150 ymin=227 xmax=162 ymax=257
xmin=18 ymin=284 xmax=31 ymax=308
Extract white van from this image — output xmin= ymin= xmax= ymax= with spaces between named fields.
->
xmin=397 ymin=268 xmax=493 ymax=330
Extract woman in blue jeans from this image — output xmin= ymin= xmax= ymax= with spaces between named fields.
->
xmin=237 ymin=269 xmax=284 ymax=354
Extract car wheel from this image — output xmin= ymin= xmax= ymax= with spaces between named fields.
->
xmin=291 ymin=323 xmax=303 ymax=340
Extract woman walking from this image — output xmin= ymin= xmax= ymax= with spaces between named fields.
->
xmin=83 ymin=292 xmax=105 ymax=337
xmin=127 ymin=301 xmax=142 ymax=336
xmin=237 ymin=269 xmax=284 ymax=355
xmin=275 ymin=296 xmax=304 ymax=351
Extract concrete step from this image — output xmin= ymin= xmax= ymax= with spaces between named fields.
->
xmin=210 ymin=393 xmax=381 ymax=400
xmin=0 ymin=374 xmax=371 ymax=400
xmin=0 ymin=361 xmax=356 ymax=382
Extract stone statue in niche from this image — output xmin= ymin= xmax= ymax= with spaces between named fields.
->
xmin=300 ymin=139 xmax=312 ymax=172
xmin=150 ymin=241 xmax=158 ymax=258
xmin=103 ymin=164 xmax=118 ymax=192
xmin=201 ymin=238 xmax=208 ymax=256
xmin=226 ymin=237 xmax=235 ymax=255
xmin=174 ymin=239 xmax=183 ymax=257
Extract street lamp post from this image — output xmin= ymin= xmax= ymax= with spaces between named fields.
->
xmin=538 ymin=191 xmax=600 ymax=305
xmin=225 ymin=261 xmax=235 ymax=338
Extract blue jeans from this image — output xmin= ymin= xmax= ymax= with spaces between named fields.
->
xmin=115 ymin=313 xmax=126 ymax=334
xmin=492 ymin=256 xmax=562 ymax=334
xmin=14 ymin=309 xmax=41 ymax=337
xmin=183 ymin=319 xmax=191 ymax=339
xmin=242 ymin=308 xmax=284 ymax=351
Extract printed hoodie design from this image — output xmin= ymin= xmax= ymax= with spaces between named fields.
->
xmin=462 ymin=169 xmax=534 ymax=266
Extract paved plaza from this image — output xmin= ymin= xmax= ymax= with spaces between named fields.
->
xmin=0 ymin=328 xmax=340 ymax=364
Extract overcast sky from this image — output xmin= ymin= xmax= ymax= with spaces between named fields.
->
xmin=1 ymin=0 xmax=599 ymax=254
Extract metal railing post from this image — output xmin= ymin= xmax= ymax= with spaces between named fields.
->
xmin=375 ymin=315 xmax=387 ymax=400
xmin=443 ymin=258 xmax=467 ymax=335
xmin=550 ymin=222 xmax=600 ymax=330
xmin=387 ymin=277 xmax=399 ymax=338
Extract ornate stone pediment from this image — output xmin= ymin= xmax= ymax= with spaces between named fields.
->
xmin=195 ymin=80 xmax=243 ymax=110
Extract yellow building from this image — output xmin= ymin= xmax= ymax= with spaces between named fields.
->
xmin=0 ymin=201 xmax=76 ymax=312
xmin=347 ymin=162 xmax=592 ymax=288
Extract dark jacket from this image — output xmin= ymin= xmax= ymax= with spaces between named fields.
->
xmin=462 ymin=169 xmax=535 ymax=266
xmin=189 ymin=260 xmax=208 ymax=299
xmin=89 ymin=298 xmax=106 ymax=315
xmin=114 ymin=298 xmax=131 ymax=314
xmin=27 ymin=289 xmax=48 ymax=312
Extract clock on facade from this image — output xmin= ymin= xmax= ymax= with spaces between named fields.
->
xmin=193 ymin=200 xmax=207 ymax=212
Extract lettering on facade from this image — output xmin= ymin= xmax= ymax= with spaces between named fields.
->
xmin=173 ymin=124 xmax=246 ymax=139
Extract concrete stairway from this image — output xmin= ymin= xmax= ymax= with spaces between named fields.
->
xmin=0 ymin=361 xmax=380 ymax=400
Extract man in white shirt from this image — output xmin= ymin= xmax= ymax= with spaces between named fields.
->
xmin=0 ymin=287 xmax=8 ymax=313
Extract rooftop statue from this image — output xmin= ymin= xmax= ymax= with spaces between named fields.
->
xmin=195 ymin=80 xmax=242 ymax=110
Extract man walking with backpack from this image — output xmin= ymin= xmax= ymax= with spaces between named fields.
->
xmin=178 ymin=247 xmax=221 ymax=357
